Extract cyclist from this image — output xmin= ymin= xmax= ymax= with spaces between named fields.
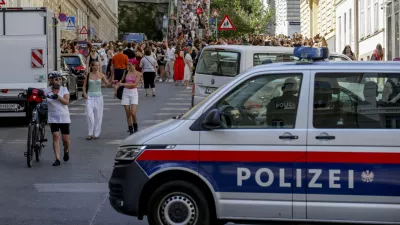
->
xmin=45 ymin=72 xmax=71 ymax=166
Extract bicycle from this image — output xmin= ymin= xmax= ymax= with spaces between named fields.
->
xmin=21 ymin=88 xmax=50 ymax=168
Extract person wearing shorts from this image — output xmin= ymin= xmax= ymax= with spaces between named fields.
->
xmin=112 ymin=46 xmax=129 ymax=95
xmin=45 ymin=72 xmax=71 ymax=167
xmin=119 ymin=58 xmax=142 ymax=134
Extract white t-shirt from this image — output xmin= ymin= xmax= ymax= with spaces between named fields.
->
xmin=98 ymin=48 xmax=108 ymax=66
xmin=45 ymin=87 xmax=71 ymax=124
xmin=167 ymin=48 xmax=175 ymax=62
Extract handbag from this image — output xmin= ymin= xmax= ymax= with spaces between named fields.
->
xmin=116 ymin=70 xmax=127 ymax=100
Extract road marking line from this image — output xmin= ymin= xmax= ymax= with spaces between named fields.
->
xmin=153 ymin=112 xmax=183 ymax=116
xmin=34 ymin=183 xmax=108 ymax=193
xmin=168 ymin=98 xmax=189 ymax=100
xmin=142 ymin=120 xmax=164 ymax=124
xmin=165 ymin=102 xmax=191 ymax=106
xmin=106 ymin=140 xmax=124 ymax=145
xmin=177 ymin=93 xmax=192 ymax=96
xmin=159 ymin=108 xmax=189 ymax=111
xmin=70 ymin=113 xmax=86 ymax=116
xmin=69 ymin=108 xmax=110 ymax=111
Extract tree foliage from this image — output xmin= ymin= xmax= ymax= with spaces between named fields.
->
xmin=210 ymin=0 xmax=274 ymax=38
xmin=118 ymin=4 xmax=163 ymax=41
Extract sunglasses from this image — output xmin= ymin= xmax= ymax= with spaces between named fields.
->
xmin=53 ymin=78 xmax=61 ymax=81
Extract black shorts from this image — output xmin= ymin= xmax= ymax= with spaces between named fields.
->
xmin=114 ymin=69 xmax=126 ymax=81
xmin=50 ymin=123 xmax=70 ymax=135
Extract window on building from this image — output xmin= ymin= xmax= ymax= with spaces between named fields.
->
xmin=396 ymin=12 xmax=399 ymax=58
xmin=374 ymin=1 xmax=379 ymax=31
xmin=338 ymin=16 xmax=342 ymax=51
xmin=360 ymin=0 xmax=365 ymax=37
xmin=344 ymin=13 xmax=347 ymax=45
xmin=313 ymin=72 xmax=400 ymax=129
xmin=349 ymin=9 xmax=352 ymax=42
xmin=367 ymin=0 xmax=371 ymax=35
xmin=388 ymin=3 xmax=393 ymax=60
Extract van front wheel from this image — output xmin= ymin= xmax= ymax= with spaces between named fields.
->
xmin=147 ymin=180 xmax=211 ymax=225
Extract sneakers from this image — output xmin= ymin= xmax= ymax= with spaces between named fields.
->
xmin=63 ymin=152 xmax=69 ymax=162
xmin=52 ymin=159 xmax=60 ymax=166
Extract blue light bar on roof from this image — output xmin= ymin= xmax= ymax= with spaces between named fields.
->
xmin=294 ymin=47 xmax=330 ymax=60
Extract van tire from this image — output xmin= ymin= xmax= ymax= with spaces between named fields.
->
xmin=147 ymin=180 xmax=211 ymax=225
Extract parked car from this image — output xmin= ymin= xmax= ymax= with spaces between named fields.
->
xmin=61 ymin=54 xmax=87 ymax=90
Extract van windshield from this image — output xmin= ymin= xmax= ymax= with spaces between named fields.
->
xmin=196 ymin=50 xmax=240 ymax=77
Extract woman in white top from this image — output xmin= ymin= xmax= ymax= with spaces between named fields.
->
xmin=45 ymin=72 xmax=71 ymax=167
xmin=184 ymin=46 xmax=193 ymax=87
xmin=82 ymin=61 xmax=112 ymax=140
xmin=140 ymin=48 xmax=157 ymax=97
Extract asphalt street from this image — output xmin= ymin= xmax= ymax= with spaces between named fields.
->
xmin=0 ymin=82 xmax=194 ymax=225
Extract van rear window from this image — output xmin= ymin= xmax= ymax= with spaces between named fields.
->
xmin=253 ymin=53 xmax=296 ymax=66
xmin=196 ymin=50 xmax=240 ymax=77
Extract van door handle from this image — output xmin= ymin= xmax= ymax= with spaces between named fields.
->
xmin=316 ymin=135 xmax=335 ymax=140
xmin=279 ymin=135 xmax=298 ymax=140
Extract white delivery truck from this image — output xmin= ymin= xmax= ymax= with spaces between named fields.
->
xmin=0 ymin=7 xmax=60 ymax=119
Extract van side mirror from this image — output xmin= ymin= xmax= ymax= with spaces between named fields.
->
xmin=202 ymin=109 xmax=221 ymax=130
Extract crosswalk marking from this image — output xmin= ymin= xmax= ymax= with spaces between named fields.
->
xmin=142 ymin=120 xmax=164 ymax=124
xmin=165 ymin=102 xmax=191 ymax=106
xmin=159 ymin=108 xmax=189 ymax=111
xmin=34 ymin=183 xmax=108 ymax=193
xmin=69 ymin=108 xmax=110 ymax=111
xmin=106 ymin=140 xmax=124 ymax=145
xmin=168 ymin=98 xmax=189 ymax=100
xmin=176 ymin=93 xmax=192 ymax=96
xmin=70 ymin=112 xmax=86 ymax=116
xmin=153 ymin=112 xmax=182 ymax=116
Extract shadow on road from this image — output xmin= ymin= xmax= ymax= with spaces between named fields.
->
xmin=0 ymin=118 xmax=28 ymax=128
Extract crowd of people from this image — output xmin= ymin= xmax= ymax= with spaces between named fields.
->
xmin=49 ymin=33 xmax=385 ymax=166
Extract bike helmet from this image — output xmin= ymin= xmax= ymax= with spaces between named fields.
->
xmin=48 ymin=71 xmax=62 ymax=79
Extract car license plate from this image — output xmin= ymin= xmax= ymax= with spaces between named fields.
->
xmin=0 ymin=104 xmax=18 ymax=110
xmin=205 ymin=88 xmax=216 ymax=94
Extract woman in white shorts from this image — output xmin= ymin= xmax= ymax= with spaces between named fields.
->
xmin=119 ymin=58 xmax=142 ymax=135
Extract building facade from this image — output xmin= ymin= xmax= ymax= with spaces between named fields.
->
xmin=300 ymin=0 xmax=336 ymax=52
xmin=384 ymin=0 xmax=399 ymax=60
xmin=274 ymin=0 xmax=301 ymax=36
xmin=335 ymin=0 xmax=356 ymax=54
xmin=358 ymin=0 xmax=384 ymax=60
xmin=3 ymin=0 xmax=118 ymax=41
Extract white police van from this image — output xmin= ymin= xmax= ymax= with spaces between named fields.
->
xmin=109 ymin=47 xmax=400 ymax=225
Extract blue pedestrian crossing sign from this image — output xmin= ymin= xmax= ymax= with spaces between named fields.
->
xmin=66 ymin=16 xmax=75 ymax=28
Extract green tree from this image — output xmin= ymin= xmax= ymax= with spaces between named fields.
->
xmin=118 ymin=4 xmax=163 ymax=41
xmin=210 ymin=0 xmax=273 ymax=38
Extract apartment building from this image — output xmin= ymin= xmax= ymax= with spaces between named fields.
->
xmin=300 ymin=0 xmax=336 ymax=52
xmin=3 ymin=0 xmax=118 ymax=41
xmin=335 ymin=0 xmax=356 ymax=54
xmin=384 ymin=0 xmax=399 ymax=60
xmin=274 ymin=0 xmax=301 ymax=36
xmin=358 ymin=0 xmax=384 ymax=60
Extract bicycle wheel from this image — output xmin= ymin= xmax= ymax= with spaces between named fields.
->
xmin=26 ymin=124 xmax=36 ymax=167
xmin=36 ymin=124 xmax=45 ymax=162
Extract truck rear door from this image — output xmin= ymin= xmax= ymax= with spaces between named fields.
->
xmin=0 ymin=8 xmax=48 ymax=90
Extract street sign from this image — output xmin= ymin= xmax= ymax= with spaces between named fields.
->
xmin=218 ymin=14 xmax=236 ymax=31
xmin=211 ymin=9 xmax=220 ymax=18
xmin=0 ymin=0 xmax=5 ymax=5
xmin=58 ymin=13 xmax=67 ymax=22
xmin=79 ymin=26 xmax=88 ymax=34
xmin=60 ymin=16 xmax=76 ymax=31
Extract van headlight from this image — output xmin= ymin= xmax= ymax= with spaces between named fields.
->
xmin=115 ymin=146 xmax=145 ymax=161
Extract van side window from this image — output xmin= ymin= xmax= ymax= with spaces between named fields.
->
xmin=215 ymin=74 xmax=303 ymax=129
xmin=253 ymin=53 xmax=295 ymax=66
xmin=196 ymin=50 xmax=240 ymax=77
xmin=313 ymin=73 xmax=400 ymax=129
